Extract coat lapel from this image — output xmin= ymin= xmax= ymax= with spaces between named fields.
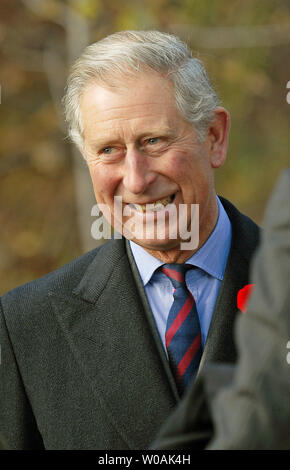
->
xmin=49 ymin=238 xmax=178 ymax=449
xmin=199 ymin=197 xmax=260 ymax=370
xmin=199 ymin=239 xmax=247 ymax=369
xmin=125 ymin=238 xmax=180 ymax=400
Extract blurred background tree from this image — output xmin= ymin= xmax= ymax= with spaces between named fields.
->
xmin=0 ymin=0 xmax=289 ymax=294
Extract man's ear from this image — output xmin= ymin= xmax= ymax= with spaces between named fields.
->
xmin=207 ymin=107 xmax=231 ymax=169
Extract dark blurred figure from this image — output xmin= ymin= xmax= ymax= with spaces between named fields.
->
xmin=152 ymin=168 xmax=290 ymax=450
xmin=0 ymin=433 xmax=8 ymax=450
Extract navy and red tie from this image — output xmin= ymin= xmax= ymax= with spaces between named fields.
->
xmin=161 ymin=263 xmax=202 ymax=394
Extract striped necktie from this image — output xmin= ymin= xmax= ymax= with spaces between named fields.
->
xmin=161 ymin=263 xmax=202 ymax=394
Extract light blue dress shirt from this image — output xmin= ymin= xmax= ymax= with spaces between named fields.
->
xmin=129 ymin=196 xmax=232 ymax=354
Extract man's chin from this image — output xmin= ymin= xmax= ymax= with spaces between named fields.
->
xmin=129 ymin=236 xmax=181 ymax=252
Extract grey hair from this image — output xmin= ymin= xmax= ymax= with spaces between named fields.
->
xmin=63 ymin=30 xmax=220 ymax=150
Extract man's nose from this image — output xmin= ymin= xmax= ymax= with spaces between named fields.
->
xmin=122 ymin=146 xmax=157 ymax=194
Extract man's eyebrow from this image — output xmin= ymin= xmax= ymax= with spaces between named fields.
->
xmin=88 ymin=128 xmax=177 ymax=148
xmin=139 ymin=127 xmax=176 ymax=138
xmin=89 ymin=138 xmax=121 ymax=149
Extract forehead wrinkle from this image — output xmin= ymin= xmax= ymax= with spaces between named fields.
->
xmin=97 ymin=101 xmax=169 ymax=112
xmin=81 ymin=77 xmax=184 ymax=145
xmin=89 ymin=114 xmax=158 ymax=125
xmin=84 ymin=111 xmax=176 ymax=144
xmin=86 ymin=103 xmax=174 ymax=124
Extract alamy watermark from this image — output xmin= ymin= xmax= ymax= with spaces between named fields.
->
xmin=286 ymin=341 xmax=290 ymax=364
xmin=286 ymin=81 xmax=290 ymax=105
xmin=91 ymin=196 xmax=199 ymax=250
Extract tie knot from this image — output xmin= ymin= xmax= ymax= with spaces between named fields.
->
xmin=161 ymin=263 xmax=191 ymax=289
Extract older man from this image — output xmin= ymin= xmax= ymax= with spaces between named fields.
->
xmin=0 ymin=31 xmax=259 ymax=450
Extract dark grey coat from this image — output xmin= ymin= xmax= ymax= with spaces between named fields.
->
xmin=0 ymin=198 xmax=260 ymax=449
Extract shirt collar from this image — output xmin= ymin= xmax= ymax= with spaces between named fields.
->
xmin=129 ymin=196 xmax=232 ymax=285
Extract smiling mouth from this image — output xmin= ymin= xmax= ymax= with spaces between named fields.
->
xmin=128 ymin=193 xmax=176 ymax=213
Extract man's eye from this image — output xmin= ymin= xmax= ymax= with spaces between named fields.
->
xmin=147 ymin=137 xmax=160 ymax=145
xmin=99 ymin=146 xmax=124 ymax=162
xmin=102 ymin=147 xmax=114 ymax=154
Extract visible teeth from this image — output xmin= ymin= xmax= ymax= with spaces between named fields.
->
xmin=133 ymin=196 xmax=173 ymax=213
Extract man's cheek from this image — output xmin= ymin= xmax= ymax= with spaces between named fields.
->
xmin=90 ymin=172 xmax=115 ymax=201
xmin=166 ymin=153 xmax=192 ymax=179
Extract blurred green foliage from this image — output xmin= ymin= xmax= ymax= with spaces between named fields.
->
xmin=0 ymin=0 xmax=289 ymax=294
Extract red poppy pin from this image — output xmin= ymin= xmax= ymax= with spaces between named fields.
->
xmin=237 ymin=284 xmax=255 ymax=313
